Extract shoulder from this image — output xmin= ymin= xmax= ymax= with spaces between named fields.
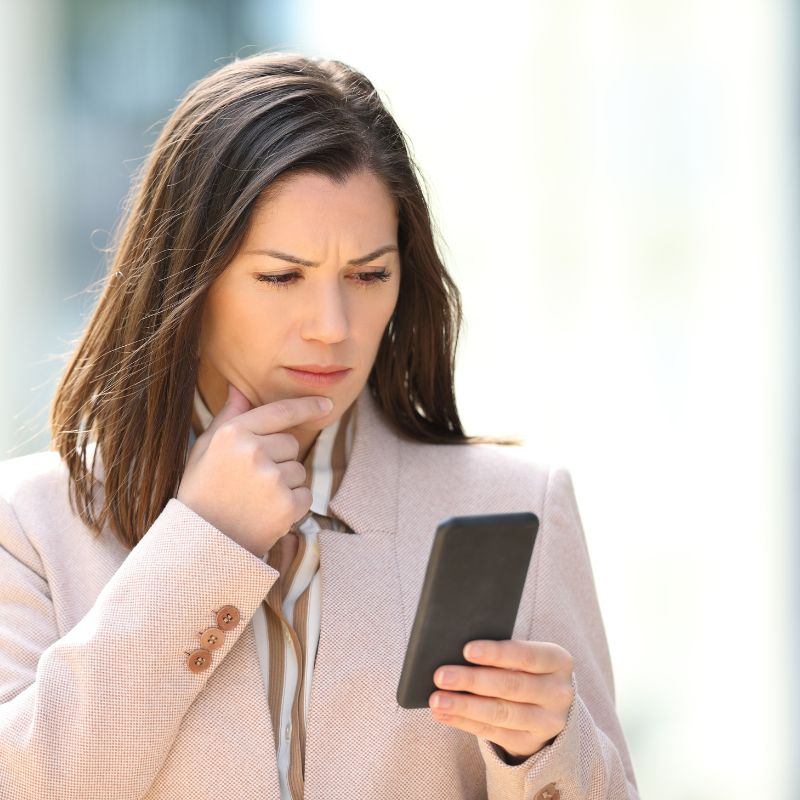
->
xmin=0 ymin=447 xmax=106 ymax=560
xmin=401 ymin=436 xmax=553 ymax=483
xmin=0 ymin=447 xmax=133 ymax=634
xmin=398 ymin=437 xmax=563 ymax=517
xmin=0 ymin=449 xmax=71 ymax=511
xmin=0 ymin=450 xmax=77 ymax=581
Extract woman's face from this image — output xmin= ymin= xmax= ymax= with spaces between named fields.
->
xmin=197 ymin=168 xmax=401 ymax=436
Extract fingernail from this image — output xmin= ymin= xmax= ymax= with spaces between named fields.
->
xmin=317 ymin=397 xmax=333 ymax=412
xmin=436 ymin=669 xmax=453 ymax=686
xmin=466 ymin=643 xmax=484 ymax=658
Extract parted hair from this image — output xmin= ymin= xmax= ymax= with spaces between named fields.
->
xmin=49 ymin=50 xmax=521 ymax=550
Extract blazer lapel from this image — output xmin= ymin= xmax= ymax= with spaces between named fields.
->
xmin=303 ymin=385 xmax=411 ymax=797
xmin=327 ymin=385 xmax=400 ymax=534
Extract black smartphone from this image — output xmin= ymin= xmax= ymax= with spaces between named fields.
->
xmin=396 ymin=511 xmax=539 ymax=709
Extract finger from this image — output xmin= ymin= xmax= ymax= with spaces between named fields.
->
xmin=275 ymin=460 xmax=307 ymax=489
xmin=429 ymin=709 xmax=539 ymax=759
xmin=428 ymin=690 xmax=532 ymax=732
xmin=429 ymin=690 xmax=558 ymax=738
xmin=290 ymin=485 xmax=313 ymax=520
xmin=261 ymin=432 xmax=301 ymax=463
xmin=201 ymin=382 xmax=254 ymax=440
xmin=237 ymin=395 xmax=334 ymax=436
xmin=433 ymin=664 xmax=557 ymax=705
xmin=463 ymin=640 xmax=573 ymax=676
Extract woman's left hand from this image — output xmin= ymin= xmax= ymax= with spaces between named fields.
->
xmin=428 ymin=639 xmax=575 ymax=762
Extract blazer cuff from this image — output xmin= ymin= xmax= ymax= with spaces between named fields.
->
xmin=478 ymin=671 xmax=579 ymax=800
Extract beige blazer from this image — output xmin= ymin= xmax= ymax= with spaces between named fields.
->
xmin=0 ymin=385 xmax=639 ymax=800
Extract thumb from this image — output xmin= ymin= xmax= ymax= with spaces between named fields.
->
xmin=202 ymin=382 xmax=253 ymax=438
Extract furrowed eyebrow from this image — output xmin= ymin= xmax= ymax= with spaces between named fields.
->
xmin=243 ymin=244 xmax=398 ymax=268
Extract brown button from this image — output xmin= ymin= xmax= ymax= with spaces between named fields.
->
xmin=216 ymin=605 xmax=240 ymax=630
xmin=186 ymin=648 xmax=212 ymax=674
xmin=534 ymin=784 xmax=559 ymax=800
xmin=199 ymin=627 xmax=225 ymax=651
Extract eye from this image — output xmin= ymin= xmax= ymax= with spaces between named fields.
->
xmin=353 ymin=269 xmax=392 ymax=285
xmin=254 ymin=272 xmax=300 ymax=289
xmin=254 ymin=270 xmax=392 ymax=289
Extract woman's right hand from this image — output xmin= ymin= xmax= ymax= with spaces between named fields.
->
xmin=176 ymin=382 xmax=334 ymax=558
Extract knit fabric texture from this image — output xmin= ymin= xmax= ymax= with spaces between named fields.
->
xmin=0 ymin=384 xmax=639 ymax=799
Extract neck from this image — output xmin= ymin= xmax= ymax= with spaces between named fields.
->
xmin=293 ymin=428 xmax=321 ymax=465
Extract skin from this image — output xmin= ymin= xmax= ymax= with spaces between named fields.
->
xmin=431 ymin=640 xmax=576 ymax=761
xmin=197 ymin=168 xmax=401 ymax=463
xmin=195 ymin=166 xmax=576 ymax=761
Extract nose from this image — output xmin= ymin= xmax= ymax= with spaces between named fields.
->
xmin=299 ymin=280 xmax=349 ymax=344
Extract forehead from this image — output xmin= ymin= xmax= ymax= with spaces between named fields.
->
xmin=248 ymin=169 xmax=398 ymax=237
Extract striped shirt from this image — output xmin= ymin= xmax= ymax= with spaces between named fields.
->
xmin=189 ymin=387 xmax=357 ymax=800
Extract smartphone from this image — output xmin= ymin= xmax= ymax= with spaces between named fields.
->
xmin=396 ymin=511 xmax=539 ymax=709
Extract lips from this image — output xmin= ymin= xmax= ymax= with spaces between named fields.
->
xmin=283 ymin=365 xmax=352 ymax=387
xmin=285 ymin=364 xmax=351 ymax=374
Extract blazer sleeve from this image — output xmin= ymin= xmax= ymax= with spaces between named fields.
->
xmin=0 ymin=496 xmax=279 ymax=800
xmin=477 ymin=467 xmax=641 ymax=800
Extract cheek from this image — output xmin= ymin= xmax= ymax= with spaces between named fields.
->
xmin=351 ymin=294 xmax=396 ymax=351
xmin=367 ymin=286 xmax=399 ymax=329
xmin=198 ymin=295 xmax=227 ymax=361
xmin=202 ymin=284 xmax=284 ymax=364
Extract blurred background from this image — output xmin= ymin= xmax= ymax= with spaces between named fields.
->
xmin=1 ymin=1 xmax=796 ymax=797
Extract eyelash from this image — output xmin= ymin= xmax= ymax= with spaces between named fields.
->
xmin=255 ymin=270 xmax=393 ymax=289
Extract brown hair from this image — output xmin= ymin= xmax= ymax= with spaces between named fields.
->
xmin=50 ymin=50 xmax=522 ymax=550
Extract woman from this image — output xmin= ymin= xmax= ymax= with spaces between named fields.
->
xmin=0 ymin=52 xmax=639 ymax=800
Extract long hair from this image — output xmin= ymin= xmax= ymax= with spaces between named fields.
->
xmin=50 ymin=51 xmax=521 ymax=550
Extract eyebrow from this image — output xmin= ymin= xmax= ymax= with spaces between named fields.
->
xmin=243 ymin=244 xmax=399 ymax=268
